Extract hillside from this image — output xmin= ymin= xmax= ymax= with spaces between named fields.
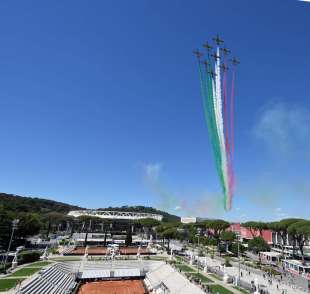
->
xmin=0 ymin=193 xmax=82 ymax=215
xmin=0 ymin=193 xmax=180 ymax=222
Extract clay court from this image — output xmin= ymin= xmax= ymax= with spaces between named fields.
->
xmin=67 ymin=246 xmax=150 ymax=256
xmin=77 ymin=279 xmax=147 ymax=294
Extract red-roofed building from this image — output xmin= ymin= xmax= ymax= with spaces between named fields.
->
xmin=229 ymin=223 xmax=273 ymax=244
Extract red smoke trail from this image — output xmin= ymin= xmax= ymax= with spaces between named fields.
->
xmin=230 ymin=67 xmax=236 ymax=158
xmin=223 ymin=56 xmax=230 ymax=160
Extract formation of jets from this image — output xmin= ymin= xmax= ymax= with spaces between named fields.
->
xmin=193 ymin=34 xmax=240 ymax=74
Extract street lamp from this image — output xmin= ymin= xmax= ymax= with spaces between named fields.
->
xmin=3 ymin=219 xmax=19 ymax=269
xmin=196 ymin=228 xmax=202 ymax=274
xmin=237 ymin=234 xmax=241 ymax=286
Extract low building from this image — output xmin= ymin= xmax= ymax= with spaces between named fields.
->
xmin=229 ymin=223 xmax=273 ymax=244
xmin=283 ymin=259 xmax=310 ymax=280
xmin=259 ymin=251 xmax=282 ymax=266
xmin=181 ymin=216 xmax=208 ymax=224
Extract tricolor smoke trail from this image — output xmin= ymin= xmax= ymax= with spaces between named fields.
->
xmin=194 ymin=38 xmax=239 ymax=211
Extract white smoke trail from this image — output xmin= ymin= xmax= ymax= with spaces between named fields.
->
xmin=214 ymin=47 xmax=229 ymax=209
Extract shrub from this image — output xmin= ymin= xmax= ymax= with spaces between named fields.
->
xmin=225 ymin=257 xmax=232 ymax=267
xmin=18 ymin=251 xmax=40 ymax=265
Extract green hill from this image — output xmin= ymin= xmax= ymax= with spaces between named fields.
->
xmin=0 ymin=193 xmax=180 ymax=222
xmin=0 ymin=193 xmax=81 ymax=215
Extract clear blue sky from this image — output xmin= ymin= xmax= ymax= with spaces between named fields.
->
xmin=0 ymin=0 xmax=309 ymax=221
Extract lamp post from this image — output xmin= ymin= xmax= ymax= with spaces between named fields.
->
xmin=4 ymin=219 xmax=19 ymax=269
xmin=196 ymin=228 xmax=201 ymax=274
xmin=238 ymin=234 xmax=241 ymax=286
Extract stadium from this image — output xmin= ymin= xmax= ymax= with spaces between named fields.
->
xmin=7 ymin=209 xmax=204 ymax=294
xmin=12 ymin=208 xmax=205 ymax=294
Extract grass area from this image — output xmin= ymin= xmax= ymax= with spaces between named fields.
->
xmin=175 ymin=256 xmax=185 ymax=263
xmin=209 ymin=284 xmax=233 ymax=294
xmin=148 ymin=256 xmax=167 ymax=261
xmin=233 ymin=286 xmax=250 ymax=294
xmin=175 ymin=264 xmax=196 ymax=272
xmin=9 ymin=267 xmax=41 ymax=277
xmin=191 ymin=272 xmax=213 ymax=283
xmin=209 ymin=273 xmax=223 ymax=281
xmin=50 ymin=257 xmax=81 ymax=261
xmin=0 ymin=279 xmax=24 ymax=292
xmin=30 ymin=261 xmax=52 ymax=267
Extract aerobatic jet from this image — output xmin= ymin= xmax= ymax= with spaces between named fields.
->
xmin=231 ymin=57 xmax=240 ymax=65
xmin=193 ymin=49 xmax=203 ymax=59
xmin=213 ymin=34 xmax=224 ymax=45
xmin=208 ymin=70 xmax=217 ymax=78
xmin=221 ymin=47 xmax=231 ymax=55
xmin=221 ymin=63 xmax=229 ymax=72
xmin=203 ymin=42 xmax=213 ymax=52
xmin=211 ymin=53 xmax=220 ymax=60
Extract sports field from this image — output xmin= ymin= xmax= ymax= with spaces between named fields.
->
xmin=77 ymin=279 xmax=147 ymax=294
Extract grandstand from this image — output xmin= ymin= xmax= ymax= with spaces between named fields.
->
xmin=15 ymin=260 xmax=204 ymax=294
xmin=17 ymin=263 xmax=78 ymax=294
xmin=68 ymin=210 xmax=163 ymax=221
xmin=145 ymin=263 xmax=204 ymax=294
xmin=64 ymin=246 xmax=152 ymax=256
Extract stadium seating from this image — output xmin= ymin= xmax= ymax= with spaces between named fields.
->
xmin=17 ymin=263 xmax=77 ymax=294
xmin=145 ymin=264 xmax=204 ymax=294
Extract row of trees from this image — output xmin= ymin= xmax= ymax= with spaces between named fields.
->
xmin=1 ymin=202 xmax=309 ymax=263
xmin=242 ymin=219 xmax=310 ymax=262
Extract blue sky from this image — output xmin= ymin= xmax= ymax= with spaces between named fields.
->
xmin=0 ymin=0 xmax=309 ymax=221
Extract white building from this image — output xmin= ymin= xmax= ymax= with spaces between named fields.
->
xmin=68 ymin=210 xmax=163 ymax=221
xmin=180 ymin=217 xmax=207 ymax=224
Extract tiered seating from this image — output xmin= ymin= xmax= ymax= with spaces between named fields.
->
xmin=60 ymin=245 xmax=75 ymax=255
xmin=18 ymin=263 xmax=77 ymax=294
xmin=145 ymin=264 xmax=204 ymax=294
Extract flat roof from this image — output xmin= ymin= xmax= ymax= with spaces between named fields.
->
xmin=260 ymin=251 xmax=281 ymax=257
xmin=283 ymin=259 xmax=310 ymax=268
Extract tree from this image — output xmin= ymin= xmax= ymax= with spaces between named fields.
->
xmin=162 ymin=227 xmax=177 ymax=251
xmin=268 ymin=218 xmax=301 ymax=256
xmin=287 ymin=220 xmax=310 ymax=263
xmin=248 ymin=236 xmax=270 ymax=255
xmin=16 ymin=213 xmax=42 ymax=242
xmin=0 ymin=206 xmax=14 ymax=250
xmin=125 ymin=224 xmax=133 ymax=246
xmin=220 ymin=231 xmax=236 ymax=252
xmin=43 ymin=212 xmax=65 ymax=238
xmin=242 ymin=221 xmax=267 ymax=237
xmin=138 ymin=218 xmax=161 ymax=239
xmin=208 ymin=220 xmax=230 ymax=254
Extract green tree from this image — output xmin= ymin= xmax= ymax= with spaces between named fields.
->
xmin=0 ymin=206 xmax=14 ymax=250
xmin=16 ymin=213 xmax=42 ymax=241
xmin=43 ymin=212 xmax=65 ymax=238
xmin=248 ymin=236 xmax=270 ymax=255
xmin=208 ymin=220 xmax=230 ymax=254
xmin=162 ymin=227 xmax=177 ymax=251
xmin=125 ymin=224 xmax=133 ymax=246
xmin=242 ymin=221 xmax=267 ymax=237
xmin=269 ymin=218 xmax=302 ymax=255
xmin=138 ymin=218 xmax=161 ymax=239
xmin=287 ymin=220 xmax=310 ymax=263
xmin=220 ymin=231 xmax=236 ymax=252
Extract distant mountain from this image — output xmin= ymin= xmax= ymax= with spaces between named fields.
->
xmin=0 ymin=193 xmax=180 ymax=222
xmin=99 ymin=205 xmax=180 ymax=223
xmin=0 ymin=193 xmax=82 ymax=215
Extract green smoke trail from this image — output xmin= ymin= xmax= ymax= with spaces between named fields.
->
xmin=205 ymin=63 xmax=228 ymax=210
xmin=197 ymin=58 xmax=228 ymax=210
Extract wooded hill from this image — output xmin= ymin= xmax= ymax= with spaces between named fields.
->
xmin=0 ymin=193 xmax=180 ymax=222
